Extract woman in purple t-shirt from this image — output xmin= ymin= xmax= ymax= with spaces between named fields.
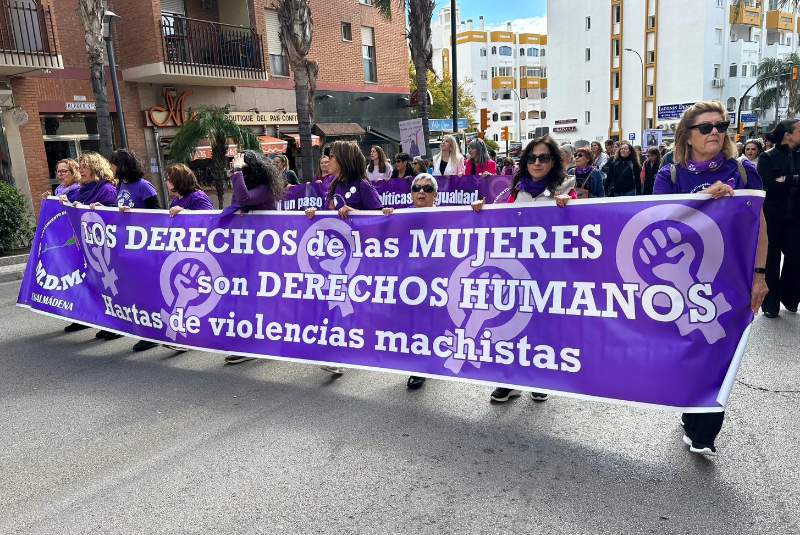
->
xmin=165 ymin=164 xmax=213 ymax=216
xmin=110 ymin=149 xmax=160 ymax=212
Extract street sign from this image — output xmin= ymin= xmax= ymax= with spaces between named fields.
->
xmin=628 ymin=132 xmax=635 ymax=141
xmin=428 ymin=118 xmax=468 ymax=131
xmin=657 ymin=102 xmax=695 ymax=119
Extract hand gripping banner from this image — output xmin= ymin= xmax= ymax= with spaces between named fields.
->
xmin=18 ymin=193 xmax=765 ymax=412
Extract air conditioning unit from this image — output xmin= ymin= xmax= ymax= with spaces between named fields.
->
xmin=711 ymin=78 xmax=725 ymax=88
xmin=670 ymin=123 xmax=678 ymax=131
xmin=656 ymin=123 xmax=665 ymax=129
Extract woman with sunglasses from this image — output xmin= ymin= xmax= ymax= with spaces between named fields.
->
xmin=653 ymin=100 xmax=767 ymax=457
xmin=756 ymin=119 xmax=800 ymax=319
xmin=602 ymin=140 xmax=641 ymax=197
xmin=570 ymin=147 xmax=605 ymax=199
xmin=471 ymin=136 xmax=575 ymax=403
xmin=391 ymin=152 xmax=414 ymax=178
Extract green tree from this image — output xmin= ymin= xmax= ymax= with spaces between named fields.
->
xmin=167 ymin=105 xmax=261 ymax=209
xmin=375 ymin=0 xmax=435 ymax=156
xmin=277 ymin=0 xmax=319 ymax=182
xmin=76 ymin=0 xmax=113 ymax=158
xmin=484 ymin=138 xmax=499 ymax=152
xmin=409 ymin=63 xmax=477 ymax=124
xmin=0 ymin=182 xmax=33 ymax=253
xmin=753 ymin=52 xmax=800 ymax=123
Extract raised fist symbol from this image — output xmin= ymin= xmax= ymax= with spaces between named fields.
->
xmin=174 ymin=262 xmax=206 ymax=306
xmin=638 ymin=226 xmax=696 ymax=308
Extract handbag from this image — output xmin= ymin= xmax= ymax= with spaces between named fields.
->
xmin=573 ymin=170 xmax=592 ymax=198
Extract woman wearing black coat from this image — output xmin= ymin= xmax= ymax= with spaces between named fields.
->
xmin=602 ymin=141 xmax=641 ymax=197
xmin=756 ymin=119 xmax=800 ymax=317
xmin=642 ymin=147 xmax=661 ymax=195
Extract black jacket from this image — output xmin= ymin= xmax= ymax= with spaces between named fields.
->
xmin=756 ymin=144 xmax=800 ymax=220
xmin=602 ymin=156 xmax=641 ymax=196
xmin=643 ymin=161 xmax=659 ymax=195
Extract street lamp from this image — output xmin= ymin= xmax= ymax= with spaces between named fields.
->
xmin=507 ymin=87 xmax=523 ymax=147
xmin=624 ymin=48 xmax=645 ymax=143
xmin=103 ymin=11 xmax=127 ymax=149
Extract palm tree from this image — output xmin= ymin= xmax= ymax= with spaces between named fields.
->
xmin=76 ymin=0 xmax=113 ymax=158
xmin=167 ymin=105 xmax=262 ymax=209
xmin=753 ymin=52 xmax=800 ymax=124
xmin=276 ymin=0 xmax=319 ymax=183
xmin=375 ymin=0 xmax=435 ymax=157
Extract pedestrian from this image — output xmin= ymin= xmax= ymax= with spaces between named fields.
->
xmin=381 ymin=172 xmax=440 ymax=389
xmin=366 ymin=145 xmax=392 ymax=181
xmin=736 ymin=141 xmax=745 ymax=157
xmin=500 ymin=157 xmax=515 ymax=175
xmin=763 ymin=137 xmax=775 ymax=151
xmin=570 ymin=147 xmax=605 ymax=198
xmin=431 ymin=134 xmax=465 ymax=176
xmin=471 ymin=136 xmax=575 ymax=403
xmin=223 ymin=149 xmax=285 ymax=365
xmin=642 ymin=147 xmax=661 ymax=195
xmin=653 ymin=100 xmax=768 ymax=456
xmin=411 ymin=156 xmax=430 ymax=176
xmin=391 ymin=152 xmax=414 ymax=178
xmin=273 ymin=154 xmax=299 ymax=185
xmin=590 ymin=140 xmax=607 ymax=169
xmin=53 ymin=159 xmax=81 ymax=199
xmin=756 ymin=120 xmax=800 ymax=318
xmin=633 ymin=144 xmax=643 ymax=162
xmin=602 ymin=140 xmax=641 ymax=196
xmin=604 ymin=139 xmax=615 ymax=158
xmin=560 ymin=143 xmax=576 ymax=170
xmin=464 ymin=138 xmax=497 ymax=177
xmin=166 ymin=163 xmax=214 ymax=216
xmin=739 ymin=138 xmax=764 ymax=164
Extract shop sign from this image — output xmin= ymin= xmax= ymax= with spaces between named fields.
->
xmin=225 ymin=111 xmax=298 ymax=125
xmin=552 ymin=126 xmax=576 ymax=132
xmin=66 ymin=102 xmax=96 ymax=111
xmin=146 ymin=89 xmax=298 ymax=127
xmin=554 ymin=118 xmax=577 ymax=125
xmin=657 ymin=102 xmax=695 ymax=120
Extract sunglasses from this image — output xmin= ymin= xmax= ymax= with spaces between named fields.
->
xmin=526 ymin=153 xmax=553 ymax=163
xmin=688 ymin=121 xmax=730 ymax=134
xmin=412 ymin=184 xmax=435 ymax=193
xmin=395 ymin=159 xmax=405 ymax=163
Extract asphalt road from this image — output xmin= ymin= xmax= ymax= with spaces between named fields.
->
xmin=1 ymin=279 xmax=798 ymax=534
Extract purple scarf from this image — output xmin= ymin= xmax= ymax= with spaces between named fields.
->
xmin=516 ymin=177 xmax=548 ymax=198
xmin=73 ymin=179 xmax=114 ymax=205
xmin=575 ymin=165 xmax=593 ymax=175
xmin=685 ymin=152 xmax=724 ymax=174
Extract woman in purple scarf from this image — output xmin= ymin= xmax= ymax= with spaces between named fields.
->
xmin=653 ymin=100 xmax=768 ymax=457
xmin=53 ymin=159 xmax=80 ymax=199
xmin=58 ymin=152 xmax=117 ymax=208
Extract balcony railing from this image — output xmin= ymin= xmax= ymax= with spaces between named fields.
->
xmin=0 ymin=1 xmax=60 ymax=68
xmin=160 ymin=14 xmax=266 ymax=79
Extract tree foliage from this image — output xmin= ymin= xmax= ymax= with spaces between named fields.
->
xmin=167 ymin=105 xmax=261 ymax=209
xmin=408 ymin=63 xmax=477 ymax=123
xmin=0 ymin=182 xmax=33 ymax=253
xmin=753 ymin=52 xmax=800 ymax=121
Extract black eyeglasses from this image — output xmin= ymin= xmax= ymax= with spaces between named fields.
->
xmin=688 ymin=121 xmax=730 ymax=135
xmin=412 ymin=184 xmax=435 ymax=193
xmin=526 ymin=153 xmax=553 ymax=163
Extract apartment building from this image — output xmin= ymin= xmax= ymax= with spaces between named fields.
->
xmin=430 ymin=6 xmax=548 ymax=145
xmin=1 ymin=0 xmax=410 ymax=215
xmin=546 ymin=0 xmax=800 ymax=145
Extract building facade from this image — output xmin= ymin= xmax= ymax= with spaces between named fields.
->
xmin=3 ymin=0 xmax=410 ymax=216
xmin=546 ymin=0 xmax=800 ymax=145
xmin=430 ymin=7 xmax=548 ymax=145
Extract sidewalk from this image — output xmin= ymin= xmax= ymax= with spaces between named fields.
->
xmin=0 ymin=254 xmax=28 ymax=283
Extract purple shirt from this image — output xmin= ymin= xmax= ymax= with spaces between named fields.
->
xmin=54 ymin=182 xmax=80 ymax=197
xmin=653 ymin=157 xmax=762 ymax=194
xmin=117 ymin=178 xmax=158 ymax=208
xmin=170 ymin=189 xmax=214 ymax=210
xmin=328 ymin=178 xmax=383 ymax=210
xmin=230 ymin=170 xmax=276 ymax=210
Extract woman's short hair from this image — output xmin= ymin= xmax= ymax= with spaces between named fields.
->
xmin=240 ymin=149 xmax=284 ymax=200
xmin=467 ymin=138 xmax=490 ymax=165
xmin=56 ymin=158 xmax=79 ymax=184
xmin=394 ymin=152 xmax=411 ymax=163
xmin=412 ymin=173 xmax=438 ymax=191
xmin=79 ymin=152 xmax=115 ymax=185
xmin=368 ymin=145 xmax=388 ymax=174
xmin=109 ymin=148 xmax=145 ymax=182
xmin=744 ymin=138 xmax=765 ymax=154
xmin=511 ymin=136 xmax=566 ymax=199
xmin=764 ymin=119 xmax=800 ymax=147
xmin=673 ymin=100 xmax=737 ymax=165
xmin=165 ymin=163 xmax=201 ymax=195
xmin=574 ymin=147 xmax=593 ymax=161
xmin=327 ymin=141 xmax=367 ymax=199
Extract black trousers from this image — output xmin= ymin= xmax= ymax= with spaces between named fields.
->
xmin=683 ymin=412 xmax=725 ymax=447
xmin=763 ymin=215 xmax=800 ymax=313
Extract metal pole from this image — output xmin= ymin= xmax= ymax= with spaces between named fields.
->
xmin=104 ymin=34 xmax=128 ymax=149
xmin=737 ymin=70 xmax=794 ymax=140
xmin=450 ymin=0 xmax=458 ymax=138
xmin=624 ymin=49 xmax=644 ymax=143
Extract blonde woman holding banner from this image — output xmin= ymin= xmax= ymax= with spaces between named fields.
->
xmin=432 ymin=134 xmax=465 ymax=176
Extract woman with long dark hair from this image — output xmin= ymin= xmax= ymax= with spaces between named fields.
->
xmin=366 ymin=145 xmax=392 ymax=180
xmin=602 ymin=140 xmax=641 ymax=196
xmin=642 ymin=147 xmax=661 ymax=195
xmin=757 ymin=119 xmax=800 ymax=318
xmin=471 ymin=136 xmax=575 ymax=403
xmin=464 ymin=138 xmax=497 ymax=177
xmin=111 ymin=148 xmax=160 ymax=211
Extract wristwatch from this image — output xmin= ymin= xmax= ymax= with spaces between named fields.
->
xmin=754 ymin=267 xmax=767 ymax=275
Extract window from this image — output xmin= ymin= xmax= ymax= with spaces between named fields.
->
xmin=501 ymin=92 xmax=512 ymax=100
xmin=498 ymin=66 xmax=513 ymax=77
xmin=481 ymin=70 xmax=487 ymax=80
xmin=528 ymin=47 xmax=538 ymax=57
xmin=585 ymin=48 xmax=591 ymax=61
xmin=480 ymin=47 xmax=487 ymax=57
xmin=526 ymin=66 xmax=540 ymax=77
xmin=359 ymin=0 xmax=373 ymax=4
xmin=481 ymin=92 xmax=488 ymax=101
xmin=713 ymin=64 xmax=720 ymax=78
xmin=520 ymin=48 xmax=525 ymax=56
xmin=743 ymin=62 xmax=756 ymax=77
xmin=491 ymin=67 xmax=497 ymax=77
xmin=499 ymin=46 xmax=512 ymax=56
xmin=612 ymin=104 xmax=619 ymax=121
xmin=647 ymin=15 xmax=655 ymax=29
xmin=646 ymin=84 xmax=654 ymax=97
xmin=726 ymin=97 xmax=736 ymax=111
xmin=743 ymin=96 xmax=752 ymax=110
xmin=613 ymin=5 xmax=621 ymax=24
xmin=264 ymin=9 xmax=289 ymax=76
xmin=612 ymin=71 xmax=620 ymax=89
xmin=541 ymin=48 xmax=545 ymax=57
xmin=500 ymin=112 xmax=513 ymax=121
xmin=493 ymin=134 xmax=499 ymax=142
xmin=729 ymin=63 xmax=737 ymax=77
xmin=492 ymin=112 xmax=499 ymax=121
xmin=540 ymin=110 xmax=546 ymax=118
xmin=715 ymin=28 xmax=722 ymax=44
xmin=492 ymin=91 xmax=499 ymax=100
xmin=442 ymin=49 xmax=449 ymax=71
xmin=585 ymin=111 xmax=591 ymax=124
xmin=586 ymin=16 xmax=591 ymax=30
xmin=529 ymin=132 xmax=535 ymax=139
xmin=361 ymin=26 xmax=376 ymax=82
xmin=646 ymin=50 xmax=655 ymax=63
xmin=529 ymin=110 xmax=540 ymax=119
xmin=491 ymin=46 xmax=497 ymax=55
xmin=585 ymin=80 xmax=590 ymax=93
xmin=520 ymin=111 xmax=527 ymax=120
xmin=716 ymin=0 xmax=723 ymax=7
xmin=612 ymin=39 xmax=620 ymax=57
xmin=341 ymin=22 xmax=352 ymax=41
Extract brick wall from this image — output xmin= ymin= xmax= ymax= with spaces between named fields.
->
xmin=12 ymin=78 xmax=48 ymax=216
xmin=109 ymin=0 xmax=163 ymax=69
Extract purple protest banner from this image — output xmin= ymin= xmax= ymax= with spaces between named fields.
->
xmin=280 ymin=175 xmax=514 ymax=210
xmin=18 ymin=193 xmax=765 ymax=411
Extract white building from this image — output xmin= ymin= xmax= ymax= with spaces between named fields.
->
xmin=430 ymin=6 xmax=548 ymax=145
xmin=546 ymin=0 xmax=800 ymax=145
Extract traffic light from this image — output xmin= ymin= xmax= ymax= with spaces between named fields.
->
xmin=480 ymin=108 xmax=490 ymax=131
xmin=477 ymin=131 xmax=485 ymax=139
xmin=793 ymin=66 xmax=798 ymax=80
xmin=500 ymin=126 xmax=509 ymax=141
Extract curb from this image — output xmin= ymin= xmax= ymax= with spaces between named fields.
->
xmin=0 ymin=269 xmax=24 ymax=284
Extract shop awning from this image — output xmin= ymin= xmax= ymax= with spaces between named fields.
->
xmin=314 ymin=123 xmax=366 ymax=136
xmin=365 ymin=126 xmax=400 ymax=144
xmin=284 ymin=133 xmax=322 ymax=148
xmin=190 ymin=136 xmax=288 ymax=160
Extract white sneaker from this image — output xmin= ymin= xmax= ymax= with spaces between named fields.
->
xmin=682 ymin=435 xmax=717 ymax=456
xmin=319 ymin=365 xmax=344 ymax=375
xmin=164 ymin=344 xmax=189 ymax=352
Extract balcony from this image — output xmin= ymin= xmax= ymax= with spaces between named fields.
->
xmin=520 ymin=77 xmax=547 ymax=89
xmin=728 ymin=39 xmax=759 ymax=63
xmin=766 ymin=10 xmax=793 ymax=30
xmin=0 ymin=1 xmax=62 ymax=75
xmin=730 ymin=3 xmax=762 ymax=25
xmin=123 ymin=14 xmax=266 ymax=85
xmin=491 ymin=76 xmax=515 ymax=89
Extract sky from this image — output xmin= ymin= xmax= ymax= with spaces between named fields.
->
xmin=435 ymin=0 xmax=547 ymax=34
